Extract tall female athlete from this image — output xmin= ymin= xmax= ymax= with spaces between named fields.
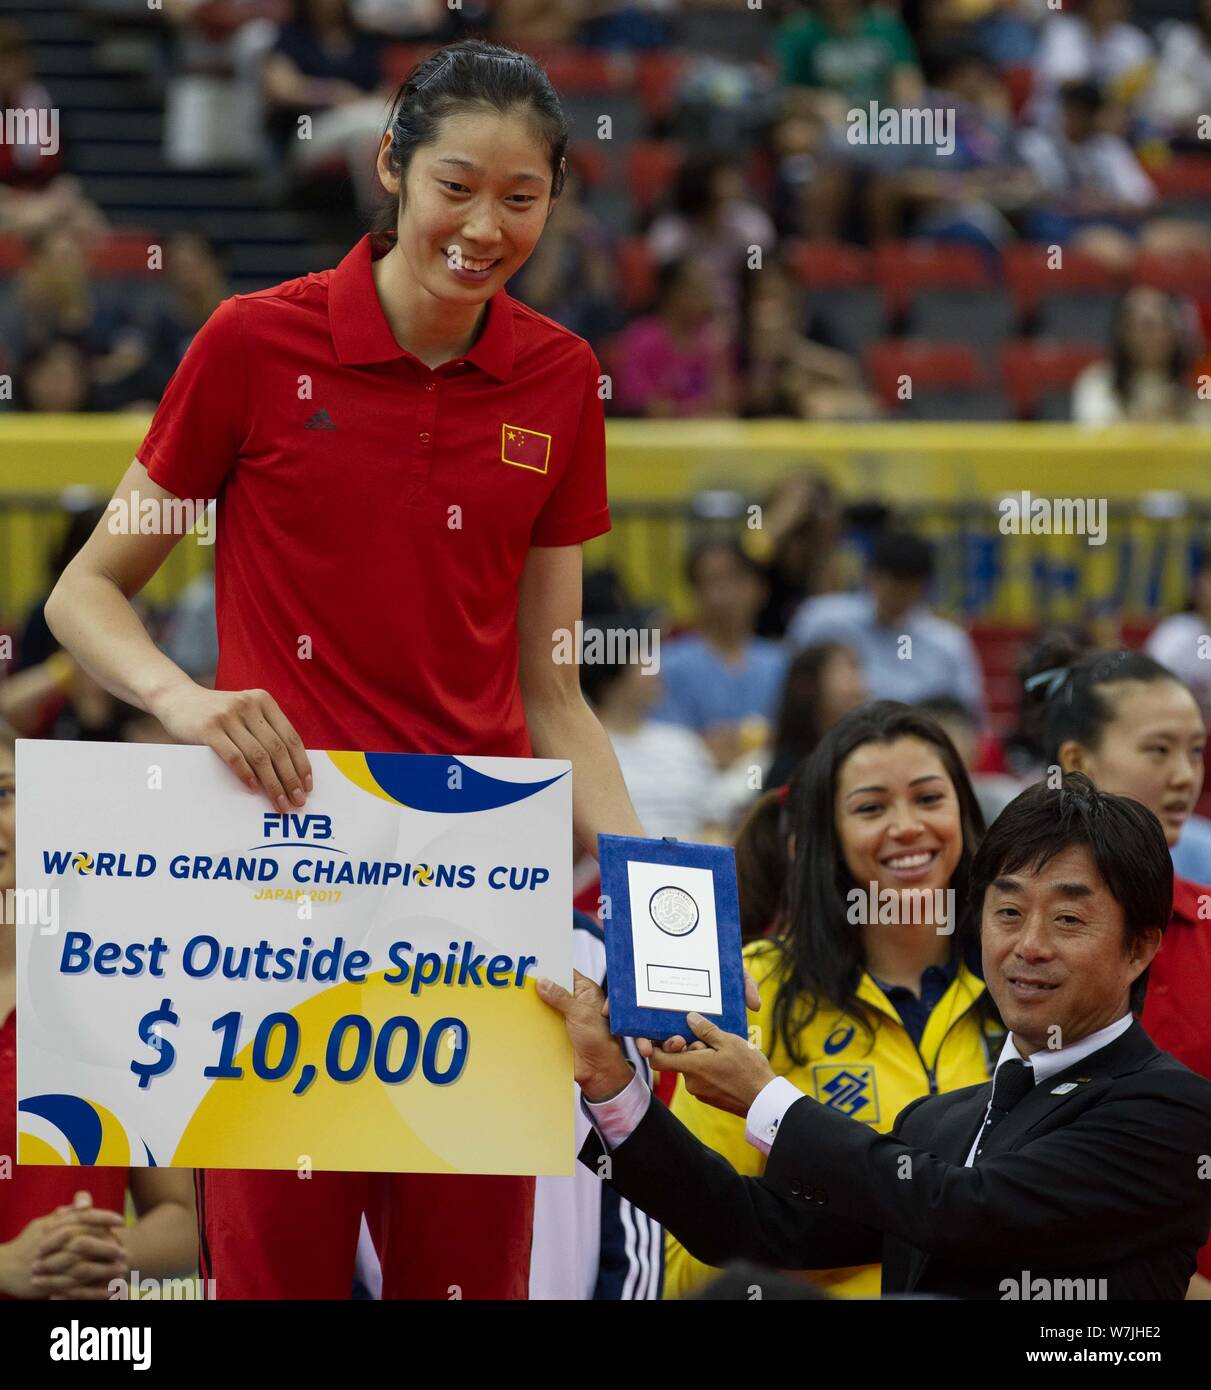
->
xmin=45 ymin=39 xmax=646 ymax=1300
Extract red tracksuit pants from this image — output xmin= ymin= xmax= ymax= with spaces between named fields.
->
xmin=196 ymin=1169 xmax=534 ymax=1299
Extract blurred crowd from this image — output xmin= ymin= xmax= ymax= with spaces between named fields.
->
xmin=12 ymin=471 xmax=1211 ymax=909
xmin=4 ymin=0 xmax=1211 ymax=420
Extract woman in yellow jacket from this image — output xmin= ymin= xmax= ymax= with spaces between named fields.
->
xmin=665 ymin=701 xmax=1005 ymax=1299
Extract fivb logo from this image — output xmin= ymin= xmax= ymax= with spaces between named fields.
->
xmin=1 ymin=107 xmax=59 ymax=158
xmin=847 ymin=103 xmax=955 ymax=157
xmin=262 ymin=812 xmax=332 ymax=842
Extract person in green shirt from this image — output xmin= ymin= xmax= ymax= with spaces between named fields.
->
xmin=777 ymin=0 xmax=923 ymax=113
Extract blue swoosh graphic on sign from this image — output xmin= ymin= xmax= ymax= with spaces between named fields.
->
xmin=364 ymin=754 xmax=568 ymax=812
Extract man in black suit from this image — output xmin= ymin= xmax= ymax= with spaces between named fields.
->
xmin=538 ymin=774 xmax=1211 ymax=1299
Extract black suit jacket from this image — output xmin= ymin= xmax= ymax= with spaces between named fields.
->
xmin=580 ymin=1022 xmax=1211 ymax=1299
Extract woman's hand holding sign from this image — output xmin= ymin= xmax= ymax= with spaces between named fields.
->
xmin=150 ymin=681 xmax=313 ymax=813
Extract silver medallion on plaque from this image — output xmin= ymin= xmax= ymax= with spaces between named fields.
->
xmin=649 ymin=885 xmax=699 ymax=937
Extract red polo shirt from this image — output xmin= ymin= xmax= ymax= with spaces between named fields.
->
xmin=136 ymin=234 xmax=610 ymax=755
xmin=1141 ymin=875 xmax=1211 ymax=1279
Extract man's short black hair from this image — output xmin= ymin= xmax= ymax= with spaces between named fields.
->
xmin=970 ymin=773 xmax=1172 ymax=1014
xmin=870 ymin=530 xmax=934 ymax=583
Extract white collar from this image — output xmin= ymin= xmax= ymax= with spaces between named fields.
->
xmin=994 ymin=1012 xmax=1134 ymax=1087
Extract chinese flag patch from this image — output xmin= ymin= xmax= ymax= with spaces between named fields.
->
xmin=501 ymin=423 xmax=552 ymax=473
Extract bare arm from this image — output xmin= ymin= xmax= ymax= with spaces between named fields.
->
xmin=517 ymin=544 xmax=646 ymax=857
xmin=45 ymin=459 xmax=311 ymax=810
xmin=122 ymin=1169 xmax=197 ymax=1279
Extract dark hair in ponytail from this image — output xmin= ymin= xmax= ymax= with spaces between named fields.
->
xmin=372 ymin=39 xmax=569 ymax=246
xmin=1020 ymin=634 xmax=1188 ymax=765
xmin=734 ymin=769 xmax=802 ymax=945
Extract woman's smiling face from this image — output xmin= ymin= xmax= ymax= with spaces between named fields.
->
xmin=379 ymin=106 xmax=556 ymax=301
xmin=834 ymin=736 xmax=964 ymax=900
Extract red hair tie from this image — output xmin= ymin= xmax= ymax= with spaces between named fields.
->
xmin=776 ymin=784 xmax=789 ymax=804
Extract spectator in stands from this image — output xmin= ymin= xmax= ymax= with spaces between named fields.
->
xmin=767 ymin=640 xmax=868 ymax=790
xmin=8 ymin=229 xmax=153 ymax=410
xmin=140 ymin=234 xmax=231 ymax=397
xmin=662 ymin=700 xmax=996 ymax=1299
xmin=14 ymin=341 xmax=93 ymax=413
xmin=614 ymin=255 xmax=740 ymax=418
xmin=776 ymin=0 xmax=923 ymax=114
xmin=263 ymin=0 xmax=388 ymax=209
xmin=351 ymin=0 xmax=459 ymax=38
xmin=1142 ymin=0 xmax=1211 ymax=144
xmin=768 ymin=102 xmax=829 ymax=239
xmin=505 ymin=161 xmax=624 ymax=342
xmin=579 ymin=620 xmax=724 ymax=842
xmin=869 ymin=46 xmax=1034 ymax=250
xmin=1071 ymin=286 xmax=1207 ymax=424
xmin=577 ymin=0 xmax=676 ymax=50
xmin=751 ymin=472 xmax=845 ymax=640
xmin=1030 ymin=0 xmax=1152 ymax=132
xmin=1147 ymin=541 xmax=1211 ymax=726
xmin=645 ymin=153 xmax=776 ymax=338
xmin=916 ymin=693 xmax=1023 ymax=825
xmin=1017 ymin=81 xmax=1156 ymax=266
xmin=162 ymin=0 xmax=286 ymax=170
xmin=788 ymin=528 xmax=986 ymax=719
xmin=492 ymin=0 xmax=588 ymax=46
xmin=0 ymin=22 xmax=105 ymax=239
xmin=740 ymin=259 xmax=876 ymax=420
xmin=972 ymin=0 xmax=1041 ymax=70
xmin=776 ymin=0 xmax=924 ymax=239
xmin=652 ymin=539 xmax=789 ymax=771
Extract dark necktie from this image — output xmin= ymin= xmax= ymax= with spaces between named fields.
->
xmin=973 ymin=1058 xmax=1034 ymax=1162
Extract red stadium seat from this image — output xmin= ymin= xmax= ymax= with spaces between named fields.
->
xmin=1133 ymin=248 xmax=1211 ymax=300
xmin=625 ymin=139 xmax=683 ymax=215
xmin=1001 ymin=340 xmax=1104 ymax=418
xmin=0 ymin=233 xmax=28 ymax=272
xmin=615 ymin=237 xmax=656 ymax=311
xmin=1002 ymin=66 xmax=1034 ymax=118
xmin=865 ymin=339 xmax=985 ymax=410
xmin=1003 ymin=244 xmax=1124 ymax=320
xmin=525 ymin=47 xmax=623 ymax=93
xmin=787 ymin=240 xmax=872 ymax=288
xmin=872 ymin=241 xmax=990 ymax=318
xmin=567 ymin=140 xmax=608 ymax=188
xmin=635 ymin=53 xmax=690 ymax=121
xmin=89 ymin=230 xmax=159 ymax=277
xmin=381 ymin=42 xmax=442 ymax=86
xmin=1148 ymin=157 xmax=1211 ymax=200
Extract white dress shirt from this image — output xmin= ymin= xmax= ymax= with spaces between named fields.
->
xmin=585 ymin=1014 xmax=1137 ymax=1163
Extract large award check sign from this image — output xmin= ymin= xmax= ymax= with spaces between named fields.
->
xmin=15 ymin=741 xmax=574 ymax=1175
